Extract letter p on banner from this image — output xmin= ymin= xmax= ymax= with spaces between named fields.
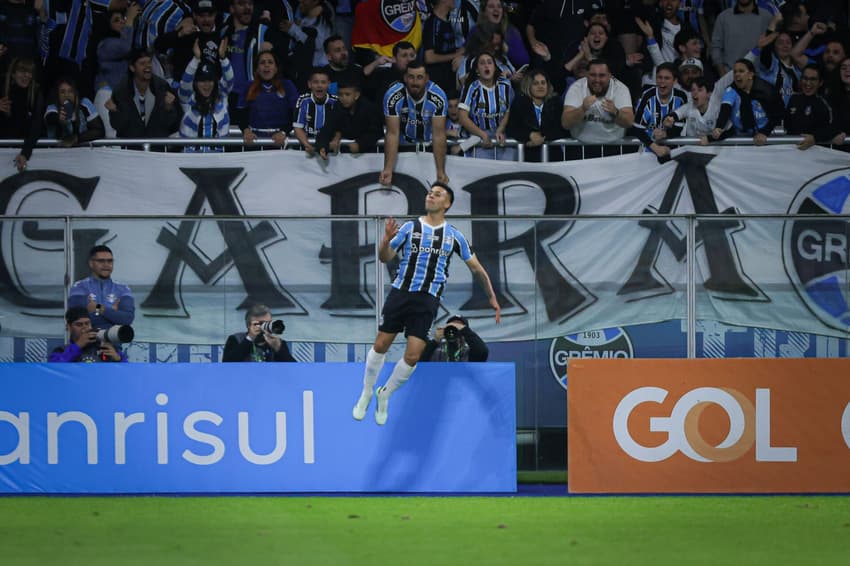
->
xmin=568 ymin=359 xmax=850 ymax=494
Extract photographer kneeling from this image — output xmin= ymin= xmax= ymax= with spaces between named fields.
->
xmin=49 ymin=306 xmax=129 ymax=362
xmin=420 ymin=315 xmax=489 ymax=362
xmin=223 ymin=304 xmax=295 ymax=362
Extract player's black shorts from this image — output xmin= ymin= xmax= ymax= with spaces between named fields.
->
xmin=379 ymin=288 xmax=440 ymax=341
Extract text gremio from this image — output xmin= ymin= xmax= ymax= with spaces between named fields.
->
xmin=612 ymin=387 xmax=797 ymax=463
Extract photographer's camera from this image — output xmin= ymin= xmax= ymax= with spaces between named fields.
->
xmin=254 ymin=319 xmax=285 ymax=347
xmin=258 ymin=320 xmax=285 ymax=334
xmin=97 ymin=324 xmax=135 ymax=344
xmin=443 ymin=325 xmax=459 ymax=341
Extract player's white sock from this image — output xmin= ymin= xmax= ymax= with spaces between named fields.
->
xmin=375 ymin=360 xmax=416 ymax=425
xmin=383 ymin=359 xmax=416 ymax=396
xmin=353 ymin=348 xmax=386 ymax=421
xmin=363 ymin=347 xmax=386 ymax=392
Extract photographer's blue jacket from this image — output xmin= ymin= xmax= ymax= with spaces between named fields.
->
xmin=68 ymin=275 xmax=135 ymax=330
xmin=48 ymin=343 xmax=127 ymax=363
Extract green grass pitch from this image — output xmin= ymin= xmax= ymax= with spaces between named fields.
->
xmin=2 ymin=494 xmax=849 ymax=565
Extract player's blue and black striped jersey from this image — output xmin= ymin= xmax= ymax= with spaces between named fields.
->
xmin=390 ymin=218 xmax=473 ymax=299
xmin=293 ymin=93 xmax=338 ymax=135
xmin=383 ymin=80 xmax=448 ymax=143
xmin=458 ymin=77 xmax=514 ymax=135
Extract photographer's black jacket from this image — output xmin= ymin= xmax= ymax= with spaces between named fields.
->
xmin=222 ymin=332 xmax=296 ymax=362
xmin=420 ymin=327 xmax=489 ymax=363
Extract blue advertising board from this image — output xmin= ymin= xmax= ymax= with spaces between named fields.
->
xmin=0 ymin=363 xmax=516 ymax=493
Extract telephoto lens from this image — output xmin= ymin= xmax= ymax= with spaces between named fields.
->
xmin=258 ymin=320 xmax=285 ymax=334
xmin=443 ymin=325 xmax=459 ymax=341
xmin=96 ymin=325 xmax=135 ymax=344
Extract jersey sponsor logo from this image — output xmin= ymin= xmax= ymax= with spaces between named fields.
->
xmin=426 ymin=91 xmax=446 ymax=113
xmin=385 ymin=89 xmax=405 ymax=113
xmin=402 ymin=115 xmax=425 ymax=127
xmin=782 ymin=169 xmax=850 ymax=332
xmin=414 ymin=244 xmax=451 ymax=256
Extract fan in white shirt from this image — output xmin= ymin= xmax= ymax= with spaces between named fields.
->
xmin=663 ymin=73 xmax=734 ymax=143
xmin=561 ymin=59 xmax=635 ymax=144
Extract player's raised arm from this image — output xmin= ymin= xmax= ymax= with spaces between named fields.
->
xmin=465 ymin=254 xmax=501 ymax=323
xmin=378 ymin=217 xmax=400 ymax=263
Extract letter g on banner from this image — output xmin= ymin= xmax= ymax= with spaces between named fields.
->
xmin=613 ymin=387 xmax=755 ymax=463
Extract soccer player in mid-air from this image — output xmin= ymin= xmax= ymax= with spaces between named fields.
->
xmin=352 ymin=182 xmax=501 ymax=425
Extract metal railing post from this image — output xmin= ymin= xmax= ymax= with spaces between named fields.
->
xmin=686 ymin=215 xmax=697 ymax=359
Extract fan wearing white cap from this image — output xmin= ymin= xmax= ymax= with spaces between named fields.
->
xmin=678 ymin=57 xmax=704 ymax=89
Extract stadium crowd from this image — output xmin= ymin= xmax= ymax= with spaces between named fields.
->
xmin=1 ymin=0 xmax=849 ymax=170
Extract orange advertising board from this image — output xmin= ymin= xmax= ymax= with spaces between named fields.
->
xmin=567 ymin=359 xmax=850 ymax=493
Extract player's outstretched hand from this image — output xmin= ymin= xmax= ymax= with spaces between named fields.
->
xmin=490 ymin=296 xmax=501 ymax=323
xmin=384 ymin=217 xmax=399 ymax=239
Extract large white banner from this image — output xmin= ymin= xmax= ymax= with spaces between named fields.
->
xmin=0 ymin=146 xmax=848 ymax=343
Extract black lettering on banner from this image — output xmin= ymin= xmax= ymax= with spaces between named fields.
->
xmin=18 ymin=220 xmax=109 ymax=284
xmin=461 ymin=172 xmax=593 ymax=321
xmin=318 ymin=173 xmax=427 ymax=311
xmin=619 ymin=152 xmax=766 ymax=301
xmin=0 ymin=171 xmax=99 ymax=308
xmin=142 ymin=168 xmax=298 ymax=312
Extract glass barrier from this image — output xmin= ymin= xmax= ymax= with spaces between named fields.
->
xmin=1 ymin=214 xmax=849 ymax=472
xmin=695 ymin=216 xmax=850 ymax=358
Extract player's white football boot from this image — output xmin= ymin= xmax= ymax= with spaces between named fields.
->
xmin=352 ymin=388 xmax=373 ymax=421
xmin=375 ymin=386 xmax=390 ymax=425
